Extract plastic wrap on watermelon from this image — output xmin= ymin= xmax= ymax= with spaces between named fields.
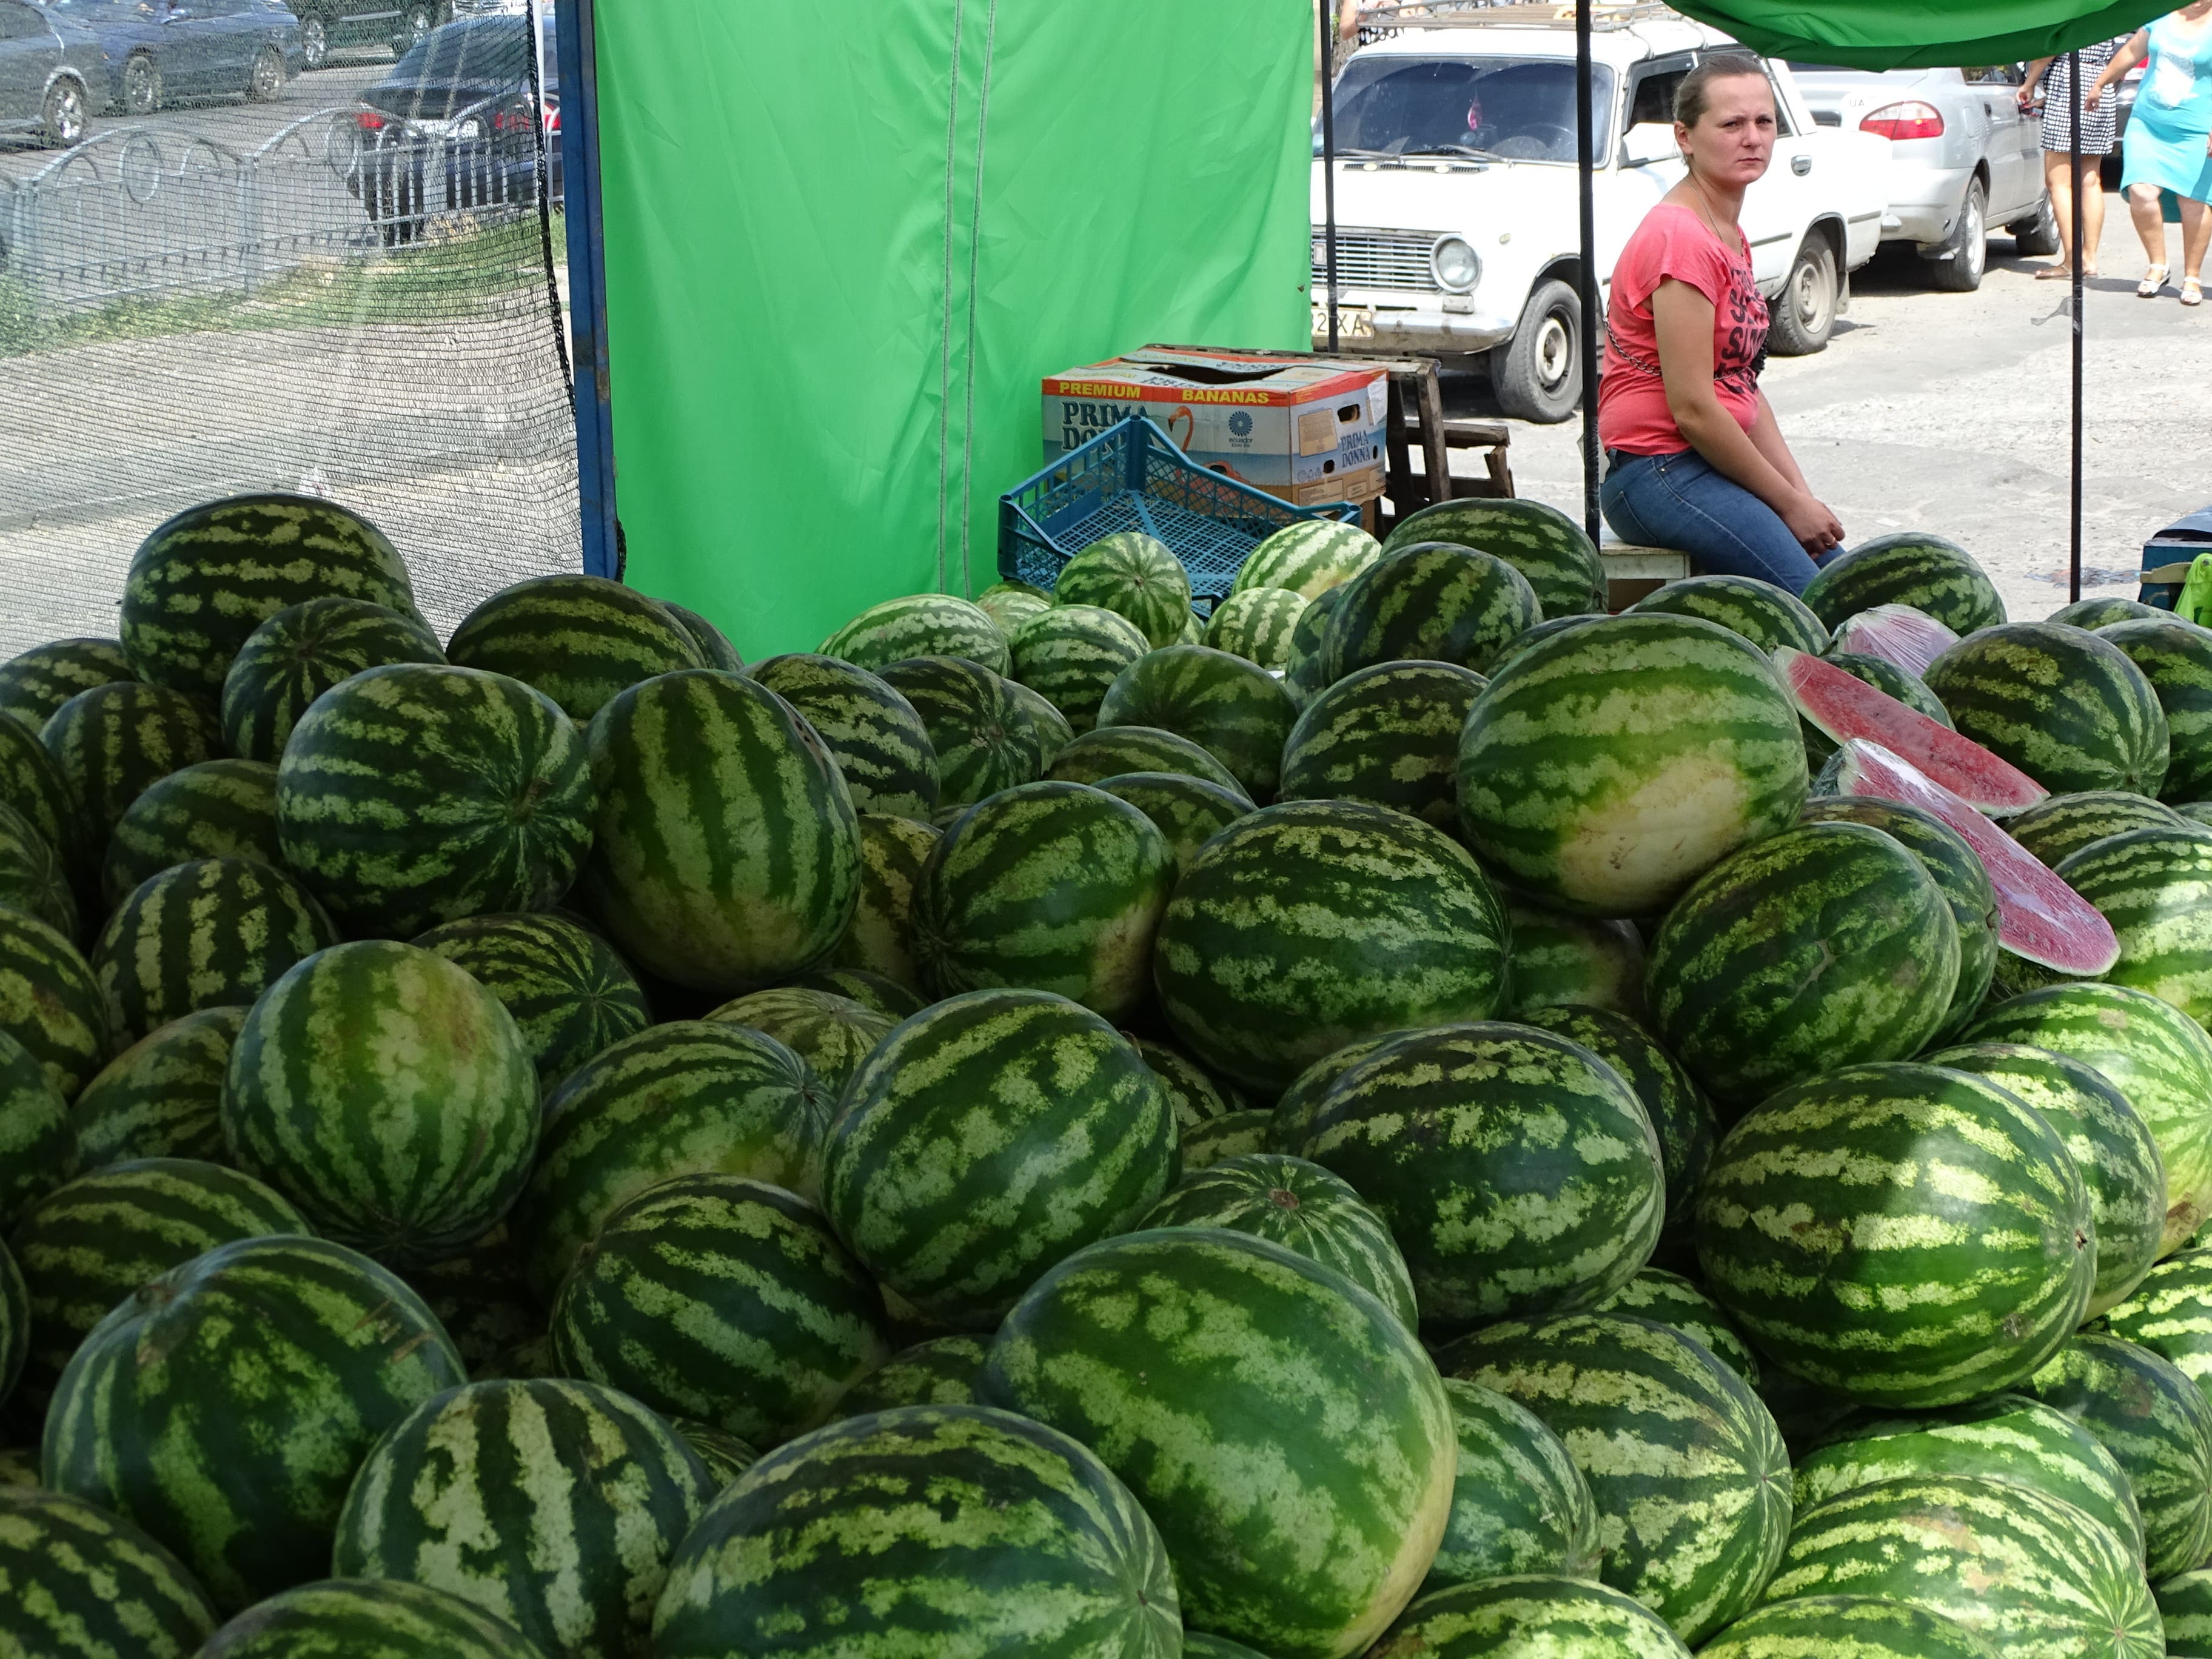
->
xmin=1826 ymin=604 xmax=1960 ymax=679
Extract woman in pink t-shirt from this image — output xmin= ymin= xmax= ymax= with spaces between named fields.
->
xmin=1597 ymin=55 xmax=1845 ymax=595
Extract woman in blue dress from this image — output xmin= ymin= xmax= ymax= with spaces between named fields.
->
xmin=2090 ymin=1 xmax=2212 ymax=305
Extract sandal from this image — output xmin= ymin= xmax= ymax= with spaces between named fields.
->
xmin=2140 ymin=264 xmax=2171 ymax=297
xmin=2036 ymin=264 xmax=2075 ymax=280
xmin=2185 ymin=278 xmax=2205 ymax=308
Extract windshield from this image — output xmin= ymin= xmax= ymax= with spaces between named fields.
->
xmin=1332 ymin=55 xmax=1617 ymax=164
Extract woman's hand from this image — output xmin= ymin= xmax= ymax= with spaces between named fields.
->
xmin=2085 ymin=85 xmax=2105 ymax=110
xmin=1782 ymin=492 xmax=1845 ymax=557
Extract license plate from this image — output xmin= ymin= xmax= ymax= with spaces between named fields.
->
xmin=1312 ymin=304 xmax=1375 ymax=339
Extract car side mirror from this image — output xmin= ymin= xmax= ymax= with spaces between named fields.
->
xmin=1621 ymin=122 xmax=1680 ymax=167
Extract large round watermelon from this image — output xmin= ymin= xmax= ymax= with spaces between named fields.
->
xmin=1053 ymin=533 xmax=1191 ymax=649
xmin=42 ymin=680 xmax=223 ymax=846
xmin=221 ymin=939 xmax=538 ymax=1267
xmin=1093 ymin=771 xmax=1252 ymax=874
xmin=411 ymin=910 xmax=651 ymax=1088
xmin=1698 ymin=1597 xmax=2001 ymax=1659
xmin=1923 ymin=622 xmax=2170 ymax=796
xmin=0 ymin=908 xmax=109 ymax=1101
xmin=1009 ymin=604 xmax=1151 ymax=732
xmin=1380 ymin=497 xmax=1606 ymax=620
xmin=1626 ymin=573 xmax=1829 ymax=654
xmin=823 ymin=988 xmax=1175 ymax=1330
xmin=101 ymin=757 xmax=282 ymax=911
xmin=703 ymin=986 xmax=891 ymax=1098
xmin=1799 ymin=531 xmax=2006 ymax=635
xmin=68 ymin=1004 xmax=242 ymax=1169
xmin=1420 ymin=1380 xmax=1600 ymax=1595
xmin=825 ymin=811 xmax=938 ymax=990
xmin=972 ymin=578 xmax=1053 ymax=635
xmin=1366 ymin=1575 xmax=1689 ymax=1659
xmin=1694 ymin=1061 xmax=2093 ymax=1407
xmin=444 ymin=574 xmax=706 ymax=721
xmin=2097 ymin=616 xmax=2212 ymax=802
xmin=874 ymin=655 xmax=1041 ymax=806
xmin=1204 ymin=585 xmax=1309 ymax=669
xmin=1277 ymin=659 xmax=1486 ymax=831
xmin=43 ymin=1234 xmax=466 ymax=1611
xmin=2010 ymin=788 xmax=2185 ymax=866
xmin=1047 ymin=723 xmax=1250 ymax=797
xmin=277 ymin=662 xmax=594 ymax=937
xmin=0 ymin=1487 xmax=218 ymax=1658
xmin=2105 ymin=1248 xmax=2212 ymax=1402
xmin=220 ymin=596 xmax=446 ymax=762
xmin=0 ymin=798 xmax=73 ymax=940
xmin=196 ymin=1578 xmax=548 ymax=1659
xmin=580 ymin=668 xmax=860 ymax=993
xmin=1151 ymin=800 xmax=1509 ymax=1091
xmin=1647 ymin=820 xmax=1960 ymax=1112
xmin=1096 ymin=644 xmax=1297 ymax=802
xmin=1597 ymin=1268 xmax=1761 ymax=1386
xmin=1232 ymin=518 xmax=1382 ymax=602
xmin=2054 ymin=825 xmax=2212 ymax=1027
xmin=0 ymin=635 xmax=134 ymax=731
xmin=821 ymin=593 xmax=1011 ymax=676
xmin=1458 ymin=614 xmax=1809 ymax=917
xmin=746 ymin=652 xmax=940 ymax=819
xmin=982 ymin=1226 xmax=1455 ymax=1659
xmin=1319 ymin=541 xmax=1540 ymax=681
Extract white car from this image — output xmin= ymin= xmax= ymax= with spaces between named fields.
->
xmin=1312 ymin=5 xmax=1891 ymax=423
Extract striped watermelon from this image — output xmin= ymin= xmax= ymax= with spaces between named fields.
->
xmin=0 ymin=1444 xmax=36 ymax=1489
xmin=514 ymin=1019 xmax=825 ymax=1300
xmin=1008 ymin=651 xmax=1087 ymax=760
xmin=983 ymin=1226 xmax=1453 ymax=1658
xmin=1053 ymin=533 xmax=1191 ymax=650
xmin=825 ymin=812 xmax=937 ymax=990
xmin=2011 ymin=789 xmax=2185 ymax=866
xmin=834 ymin=1335 xmax=988 ymax=1416
xmin=221 ymin=940 xmax=538 ymax=1267
xmin=1133 ymin=1035 xmax=1245 ymax=1129
xmin=2103 ymin=616 xmax=2212 ymax=800
xmin=1277 ymin=660 xmax=1486 ymax=831
xmin=746 ymin=652 xmax=941 ymax=819
xmin=1597 ymin=1269 xmax=1760 ymax=1386
xmin=44 ymin=1234 xmax=465 ymax=1610
xmin=1627 ymin=574 xmax=1830 ymax=654
xmin=793 ymin=965 xmax=923 ymax=1017
xmin=100 ymin=757 xmax=282 ymax=913
xmin=1763 ymin=1475 xmax=2159 ymax=1658
xmin=671 ymin=1420 xmax=758 ymax=1489
xmin=1799 ymin=532 xmax=2007 ymax=635
xmin=1154 ymin=800 xmax=1509 ymax=1091
xmin=333 ymin=1376 xmax=712 ymax=1659
xmin=1008 ymin=604 xmax=1150 ymax=733
xmin=277 ymin=661 xmax=593 ymax=937
xmin=1923 ymin=623 xmax=2170 ymax=796
xmin=67 ymin=1005 xmax=241 ymax=1169
xmin=1489 ymin=612 xmax=1606 ymax=678
xmin=0 ymin=1242 xmax=20 ymax=1411
xmin=0 ymin=712 xmax=90 ymax=894
xmin=1964 ymin=981 xmax=2212 ymax=1253
xmin=198 ymin=1578 xmax=548 ymax=1659
xmin=580 ymin=668 xmax=860 ymax=993
xmin=1318 ymin=542 xmax=1541 ymax=682
xmin=1138 ymin=1151 xmax=1417 ymax=1331
xmin=910 ymin=780 xmax=1174 ymax=1019
xmin=1504 ymin=902 xmax=1646 ymax=1019
xmin=2059 ymin=597 xmax=2175 ymax=627
xmin=1647 ymin=822 xmax=1961 ymax=1111
xmin=2023 ymin=1331 xmax=2212 ymax=1578
xmin=1436 ymin=1312 xmax=1790 ymax=1644
xmin=659 ymin=600 xmax=745 ymax=672
xmin=1369 ymin=1575 xmax=1689 ymax=1658
xmin=2054 ymin=825 xmax=2212 ymax=1024
xmin=1232 ymin=519 xmax=1382 ymax=602
xmin=0 ymin=1487 xmax=218 ymax=1658
xmin=1798 ymin=651 xmax=1954 ymax=766
xmin=1458 ymin=614 xmax=1810 ymax=917
xmin=1700 ymin=1597 xmax=2002 ymax=1659
xmin=220 ymin=597 xmax=446 ymax=762
xmin=8 ymin=1157 xmax=306 ymax=1409
xmin=444 ymin=575 xmax=706 ymax=722
xmin=820 ymin=594 xmax=1011 ymax=676
xmin=1284 ymin=585 xmax=1343 ymax=706
xmin=1381 ymin=498 xmax=1606 ymax=620
xmin=1421 ymin=1379 xmax=1600 ymax=1594
xmin=92 ymin=857 xmax=338 ymax=1045
xmin=705 ymin=987 xmax=893 ymax=1098
xmin=41 ymin=682 xmax=222 ymax=846
xmin=1800 ymin=796 xmax=1999 ymax=1042
xmin=120 ymin=494 xmax=421 ymax=698
xmin=971 ymin=579 xmax=1053 ymax=635
xmin=0 ymin=798 xmax=73 ymax=940
xmin=1180 ymin=1110 xmax=1272 ymax=1170
xmin=2106 ymin=1249 xmax=2212 ymax=1406
xmin=823 ymin=988 xmax=1176 ymax=1330
xmin=412 ymin=911 xmax=651 ymax=1089
xmin=652 ymin=1403 xmax=1181 ymax=1659
xmin=551 ymin=1174 xmax=890 ymax=1447
xmin=1096 ymin=644 xmax=1298 ymax=802
xmin=1205 ymin=586 xmax=1310 ymax=669
xmin=0 ymin=636 xmax=134 ymax=731
xmin=1789 ymin=1392 xmax=2143 ymax=1560
xmin=1929 ymin=1041 xmax=2166 ymax=1316
xmin=0 ymin=909 xmax=109 ymax=1100
xmin=2160 ymin=1572 xmax=2212 ymax=1659
xmin=1301 ymin=1022 xmax=1663 ymax=1332
xmin=873 ymin=655 xmax=1040 ymax=806
xmin=1517 ymin=1005 xmax=1715 ymax=1272
xmin=1047 ymin=723 xmax=1251 ymax=798
xmin=1694 ymin=1061 xmax=2094 ymax=1407
xmin=1094 ymin=771 xmax=1251 ymax=874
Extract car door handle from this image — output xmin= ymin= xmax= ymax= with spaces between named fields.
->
xmin=1792 ymin=155 xmax=1812 ymax=175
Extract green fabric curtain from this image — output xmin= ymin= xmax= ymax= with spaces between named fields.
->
xmin=592 ymin=0 xmax=1314 ymax=659
xmin=1671 ymin=0 xmax=2171 ymax=68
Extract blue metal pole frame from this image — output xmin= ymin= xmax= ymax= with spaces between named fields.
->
xmin=554 ymin=0 xmax=619 ymax=579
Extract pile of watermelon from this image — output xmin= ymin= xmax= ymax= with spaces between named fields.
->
xmin=10 ymin=489 xmax=2212 ymax=1659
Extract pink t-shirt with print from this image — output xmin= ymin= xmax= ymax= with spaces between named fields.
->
xmin=1597 ymin=201 xmax=1769 ymax=455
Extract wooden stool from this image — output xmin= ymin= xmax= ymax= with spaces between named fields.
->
xmin=1598 ymin=537 xmax=1691 ymax=611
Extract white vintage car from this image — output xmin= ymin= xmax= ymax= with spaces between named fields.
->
xmin=1313 ymin=4 xmax=1892 ymax=422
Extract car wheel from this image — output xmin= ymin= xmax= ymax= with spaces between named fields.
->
xmin=42 ymin=76 xmax=88 ymax=146
xmin=1926 ymin=176 xmax=1989 ymax=293
xmin=248 ymin=44 xmax=284 ymax=101
xmin=121 ymin=53 xmax=159 ymax=118
xmin=300 ymin=13 xmax=329 ymax=70
xmin=394 ymin=2 xmax=434 ymax=55
xmin=2009 ymin=193 xmax=2062 ymax=258
xmin=1766 ymin=235 xmax=1839 ymax=358
xmin=1489 ymin=275 xmax=1583 ymax=424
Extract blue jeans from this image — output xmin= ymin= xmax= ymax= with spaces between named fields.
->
xmin=1600 ymin=449 xmax=1822 ymax=595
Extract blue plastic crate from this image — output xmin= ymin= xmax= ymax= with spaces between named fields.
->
xmin=999 ymin=415 xmax=1361 ymax=614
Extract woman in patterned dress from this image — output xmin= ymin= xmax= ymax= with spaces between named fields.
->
xmin=2020 ymin=37 xmax=2128 ymax=279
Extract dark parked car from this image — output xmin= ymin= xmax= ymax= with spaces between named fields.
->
xmin=347 ymin=14 xmax=558 ymax=245
xmin=45 ymin=0 xmax=297 ymax=114
xmin=292 ymin=0 xmax=444 ymax=72
xmin=0 ymin=0 xmax=103 ymax=144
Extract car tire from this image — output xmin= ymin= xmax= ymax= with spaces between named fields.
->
xmin=122 ymin=53 xmax=159 ymax=118
xmin=1925 ymin=176 xmax=1989 ymax=293
xmin=2009 ymin=193 xmax=2062 ymax=258
xmin=248 ymin=45 xmax=284 ymax=101
xmin=300 ymin=13 xmax=329 ymax=70
xmin=394 ymin=2 xmax=435 ymax=56
xmin=41 ymin=76 xmax=89 ymax=146
xmin=1766 ymin=234 xmax=1839 ymax=358
xmin=1489 ymin=276 xmax=1583 ymax=424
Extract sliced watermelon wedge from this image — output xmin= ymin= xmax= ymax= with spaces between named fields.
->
xmin=1777 ymin=646 xmax=2047 ymax=816
xmin=1828 ymin=603 xmax=1960 ymax=678
xmin=1826 ymin=739 xmax=2119 ymax=975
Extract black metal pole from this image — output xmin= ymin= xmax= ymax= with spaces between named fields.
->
xmin=2069 ymin=48 xmax=2085 ymax=603
xmin=1319 ymin=0 xmax=1340 ymax=352
xmin=1575 ymin=0 xmax=1600 ymax=540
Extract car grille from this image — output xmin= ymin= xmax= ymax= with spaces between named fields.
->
xmin=1312 ymin=230 xmax=1440 ymax=294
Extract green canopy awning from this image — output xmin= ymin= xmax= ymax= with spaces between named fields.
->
xmin=1669 ymin=0 xmax=2168 ymax=69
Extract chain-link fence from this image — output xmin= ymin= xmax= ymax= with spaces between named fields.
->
xmin=0 ymin=4 xmax=577 ymax=655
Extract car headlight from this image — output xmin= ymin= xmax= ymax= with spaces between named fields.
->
xmin=1432 ymin=235 xmax=1480 ymax=293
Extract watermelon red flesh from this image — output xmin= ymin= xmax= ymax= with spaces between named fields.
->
xmin=1828 ymin=605 xmax=1960 ymax=677
xmin=1778 ymin=648 xmax=2046 ymax=814
xmin=1829 ymin=739 xmax=2117 ymax=975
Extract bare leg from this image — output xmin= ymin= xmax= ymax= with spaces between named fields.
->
xmin=2080 ymin=158 xmax=2105 ymax=271
xmin=2046 ymin=150 xmax=2078 ymax=269
xmin=2182 ymin=196 xmax=2211 ymax=280
xmin=2129 ymin=181 xmax=2171 ymax=272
